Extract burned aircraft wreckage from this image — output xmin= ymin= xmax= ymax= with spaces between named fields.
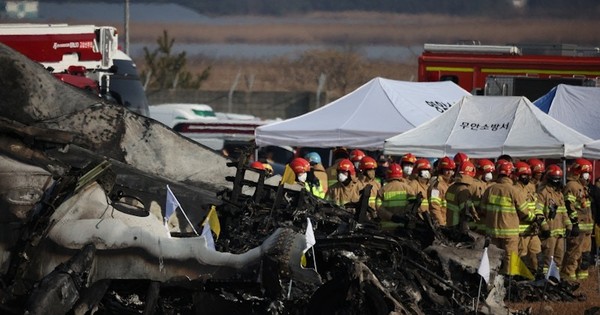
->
xmin=0 ymin=43 xmax=579 ymax=314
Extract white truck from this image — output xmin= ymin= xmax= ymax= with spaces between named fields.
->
xmin=0 ymin=23 xmax=149 ymax=116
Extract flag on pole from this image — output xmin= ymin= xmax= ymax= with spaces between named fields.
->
xmin=202 ymin=222 xmax=215 ymax=250
xmin=165 ymin=185 xmax=181 ymax=223
xmin=508 ymin=251 xmax=534 ymax=280
xmin=202 ymin=205 xmax=221 ymax=239
xmin=301 ymin=218 xmax=317 ymax=267
xmin=546 ymin=256 xmax=560 ymax=282
xmin=305 ymin=218 xmax=316 ymax=252
xmin=281 ymin=164 xmax=297 ymax=185
xmin=478 ymin=247 xmax=490 ymax=284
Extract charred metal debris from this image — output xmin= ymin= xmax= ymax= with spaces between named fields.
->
xmin=0 ymin=123 xmax=584 ymax=315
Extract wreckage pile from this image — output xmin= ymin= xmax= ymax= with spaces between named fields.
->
xmin=0 ymin=43 xmax=585 ymax=314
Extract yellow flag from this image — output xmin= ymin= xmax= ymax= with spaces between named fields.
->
xmin=203 ymin=205 xmax=221 ymax=239
xmin=280 ymin=164 xmax=297 ymax=185
xmin=508 ymin=251 xmax=534 ymax=280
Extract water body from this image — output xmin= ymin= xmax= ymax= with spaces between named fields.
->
xmin=35 ymin=3 xmax=423 ymax=61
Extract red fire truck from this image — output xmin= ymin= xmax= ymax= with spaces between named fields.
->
xmin=0 ymin=23 xmax=149 ymax=116
xmin=418 ymin=43 xmax=600 ymax=100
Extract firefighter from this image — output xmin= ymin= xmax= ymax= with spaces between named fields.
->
xmin=290 ymin=157 xmax=325 ymax=198
xmin=429 ymin=156 xmax=455 ymax=226
xmin=514 ymin=161 xmax=544 ymax=273
xmin=377 ymin=163 xmax=415 ymax=230
xmin=356 ymin=156 xmax=382 ymax=211
xmin=476 ymin=159 xmax=496 ymax=185
xmin=528 ymin=158 xmax=546 ymax=188
xmin=400 ymin=153 xmax=417 ymax=179
xmin=326 ymin=158 xmax=361 ymax=210
xmin=481 ymin=161 xmax=534 ymax=274
xmin=350 ymin=149 xmax=366 ymax=171
xmin=562 ymin=158 xmax=594 ymax=280
xmin=446 ymin=161 xmax=483 ymax=231
xmin=326 ymin=147 xmax=349 ymax=189
xmin=409 ymin=158 xmax=432 ymax=214
xmin=305 ymin=151 xmax=328 ymax=194
xmin=453 ymin=152 xmax=469 ymax=172
xmin=537 ymin=164 xmax=571 ymax=274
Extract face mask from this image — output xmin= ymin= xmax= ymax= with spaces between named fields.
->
xmin=403 ymin=166 xmax=413 ymax=176
xmin=354 ymin=162 xmax=361 ymax=170
xmin=366 ymin=169 xmax=376 ymax=179
xmin=582 ymin=173 xmax=590 ymax=181
xmin=419 ymin=170 xmax=431 ymax=179
xmin=549 ymin=178 xmax=561 ymax=186
xmin=484 ymin=173 xmax=493 ymax=182
xmin=338 ymin=173 xmax=348 ymax=183
xmin=297 ymin=172 xmax=307 ymax=183
xmin=519 ymin=176 xmax=530 ymax=185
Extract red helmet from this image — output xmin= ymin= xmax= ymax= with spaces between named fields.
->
xmin=337 ymin=158 xmax=356 ymax=176
xmin=528 ymin=158 xmax=545 ymax=174
xmin=497 ymin=161 xmax=514 ymax=176
xmin=250 ymin=161 xmax=265 ymax=170
xmin=546 ymin=164 xmax=563 ymax=178
xmin=477 ymin=159 xmax=495 ymax=174
xmin=438 ymin=156 xmax=456 ymax=171
xmin=387 ymin=163 xmax=403 ymax=179
xmin=454 ymin=152 xmax=469 ymax=165
xmin=571 ymin=158 xmax=593 ymax=175
xmin=359 ymin=156 xmax=377 ymax=171
xmin=495 ymin=159 xmax=509 ymax=170
xmin=290 ymin=158 xmax=310 ymax=175
xmin=401 ymin=153 xmax=417 ymax=164
xmin=459 ymin=161 xmax=476 ymax=177
xmin=350 ymin=149 xmax=366 ymax=163
xmin=414 ymin=158 xmax=432 ymax=171
xmin=514 ymin=161 xmax=532 ymax=176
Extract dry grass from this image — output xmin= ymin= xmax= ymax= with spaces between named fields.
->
xmin=122 ymin=12 xmax=600 ymax=93
xmin=122 ymin=13 xmax=600 ymax=45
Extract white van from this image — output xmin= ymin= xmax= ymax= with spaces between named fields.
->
xmin=149 ymin=103 xmax=217 ymax=128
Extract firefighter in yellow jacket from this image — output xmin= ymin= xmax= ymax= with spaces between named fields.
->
xmin=482 ymin=161 xmax=535 ymax=274
xmin=305 ymin=152 xmax=328 ymax=194
xmin=429 ymin=156 xmax=455 ymax=226
xmin=326 ymin=158 xmax=361 ymax=211
xmin=356 ymin=156 xmax=382 ymax=211
xmin=537 ymin=164 xmax=571 ymax=274
xmin=562 ymin=158 xmax=594 ymax=280
xmin=377 ymin=163 xmax=415 ymax=230
xmin=409 ymin=158 xmax=432 ymax=214
xmin=446 ymin=161 xmax=483 ymax=231
xmin=290 ymin=157 xmax=325 ymax=199
xmin=514 ymin=161 xmax=545 ymax=273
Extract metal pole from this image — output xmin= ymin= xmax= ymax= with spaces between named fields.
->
xmin=124 ymin=0 xmax=130 ymax=54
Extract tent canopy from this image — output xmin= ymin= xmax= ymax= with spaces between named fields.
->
xmin=583 ymin=140 xmax=600 ymax=160
xmin=255 ymin=77 xmax=469 ymax=149
xmin=384 ymin=95 xmax=593 ymax=159
xmin=534 ymin=84 xmax=600 ymax=140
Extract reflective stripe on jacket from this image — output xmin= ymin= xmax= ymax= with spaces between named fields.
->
xmin=483 ymin=176 xmax=534 ymax=238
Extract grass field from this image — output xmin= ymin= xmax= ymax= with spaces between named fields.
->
xmin=123 ymin=12 xmax=600 ymax=94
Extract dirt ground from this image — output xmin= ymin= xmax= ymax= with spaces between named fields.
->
xmin=506 ymin=265 xmax=600 ymax=314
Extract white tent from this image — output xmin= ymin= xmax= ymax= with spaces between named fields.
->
xmin=254 ymin=77 xmax=470 ymax=149
xmin=533 ymin=84 xmax=600 ymax=140
xmin=583 ymin=140 xmax=600 ymax=160
xmin=384 ymin=95 xmax=593 ymax=159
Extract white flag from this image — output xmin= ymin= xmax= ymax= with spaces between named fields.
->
xmin=478 ymin=247 xmax=490 ymax=284
xmin=165 ymin=185 xmax=181 ymax=223
xmin=546 ymin=256 xmax=560 ymax=282
xmin=304 ymin=218 xmax=316 ymax=253
xmin=202 ymin=222 xmax=215 ymax=250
